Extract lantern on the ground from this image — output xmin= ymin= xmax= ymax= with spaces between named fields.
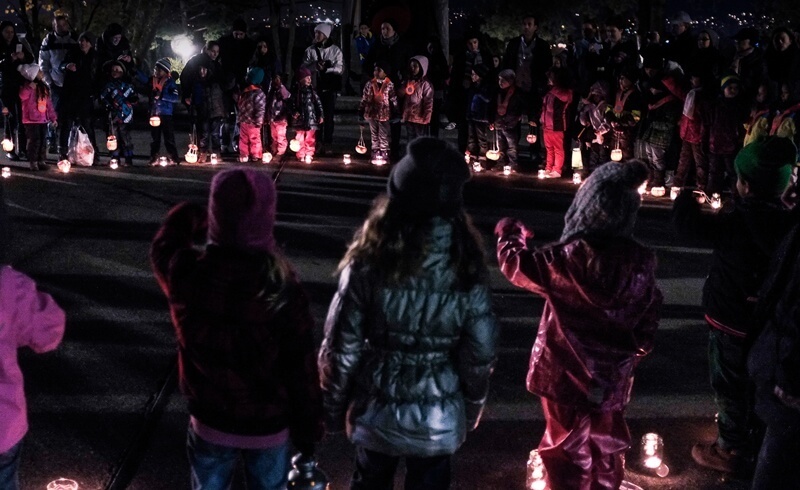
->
xmin=1 ymin=167 xmax=9 ymax=178
xmin=472 ymin=161 xmax=482 ymax=173
xmin=342 ymin=154 xmax=351 ymax=165
xmin=650 ymin=186 xmax=666 ymax=197
xmin=503 ymin=165 xmax=512 ymax=176
xmin=573 ymin=173 xmax=582 ymax=185
xmin=670 ymin=186 xmax=680 ymax=200
xmin=289 ymin=138 xmax=301 ymax=153
xmin=159 ymin=156 xmax=168 ymax=167
xmin=640 ymin=433 xmax=669 ymax=477
xmin=106 ymin=135 xmax=117 ymax=151
xmin=571 ymin=148 xmax=583 ymax=169
xmin=526 ymin=449 xmax=547 ymax=490
xmin=486 ymin=150 xmax=500 ymax=161
xmin=638 ymin=181 xmax=647 ymax=195
xmin=372 ymin=154 xmax=387 ymax=166
xmin=1 ymin=138 xmax=13 ymax=152
xmin=149 ymin=116 xmax=161 ymax=127
xmin=57 ymin=159 xmax=70 ymax=173
xmin=538 ymin=169 xmax=546 ymax=179
xmin=262 ymin=152 xmax=273 ymax=163
xmin=710 ymin=193 xmax=721 ymax=209
xmin=304 ymin=155 xmax=312 ymax=164
xmin=109 ymin=159 xmax=119 ymax=169
xmin=185 ymin=144 xmax=198 ymax=164
xmin=610 ymin=149 xmax=623 ymax=161
xmin=47 ymin=479 xmax=79 ymax=490
xmin=210 ymin=153 xmax=218 ymax=165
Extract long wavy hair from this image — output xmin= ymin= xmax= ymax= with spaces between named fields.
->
xmin=338 ymin=195 xmax=488 ymax=290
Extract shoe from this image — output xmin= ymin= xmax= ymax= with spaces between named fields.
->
xmin=444 ymin=122 xmax=457 ymax=131
xmin=546 ymin=171 xmax=562 ymax=178
xmin=28 ymin=161 xmax=38 ymax=171
xmin=239 ymin=156 xmax=249 ymax=163
xmin=691 ymin=442 xmax=737 ymax=473
xmin=665 ymin=170 xmax=675 ymax=187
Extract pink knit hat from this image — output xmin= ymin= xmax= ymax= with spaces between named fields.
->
xmin=207 ymin=168 xmax=276 ymax=253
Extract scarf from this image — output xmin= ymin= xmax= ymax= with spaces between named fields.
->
xmin=770 ymin=102 xmax=800 ymax=135
xmin=496 ymin=86 xmax=516 ymax=117
xmin=371 ymin=77 xmax=391 ymax=104
xmin=152 ymin=75 xmax=168 ymax=94
xmin=613 ymin=88 xmax=632 ymax=115
xmin=381 ymin=33 xmax=399 ymax=47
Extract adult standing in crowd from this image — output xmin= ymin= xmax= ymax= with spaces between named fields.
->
xmin=95 ymin=23 xmax=134 ymax=76
xmin=354 ymin=22 xmax=374 ymax=77
xmin=503 ymin=14 xmax=551 ymax=165
xmin=765 ymin=27 xmax=800 ymax=94
xmin=424 ymin=35 xmax=449 ymax=138
xmin=249 ymin=37 xmax=282 ymax=93
xmin=38 ymin=13 xmax=77 ymax=155
xmin=690 ymin=28 xmax=726 ymax=87
xmin=59 ymin=31 xmax=100 ymax=163
xmin=180 ymin=41 xmax=224 ymax=106
xmin=364 ymin=19 xmax=412 ymax=161
xmin=0 ymin=20 xmax=34 ymax=161
xmin=573 ymin=18 xmax=605 ymax=96
xmin=217 ymin=18 xmax=256 ymax=154
xmin=302 ymin=23 xmax=343 ymax=156
xmin=602 ymin=16 xmax=640 ymax=96
xmin=731 ymin=27 xmax=767 ymax=100
xmin=666 ymin=11 xmax=695 ymax=70
xmin=451 ymin=31 xmax=490 ymax=151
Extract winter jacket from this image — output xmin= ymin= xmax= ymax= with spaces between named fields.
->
xmin=400 ymin=56 xmax=433 ymax=125
xmin=355 ymin=34 xmax=374 ymax=65
xmin=359 ymin=77 xmax=396 ymax=122
xmin=0 ymin=36 xmax=34 ymax=100
xmin=490 ymin=86 xmax=524 ymax=130
xmin=218 ymin=33 xmax=256 ymax=87
xmin=180 ymin=53 xmax=229 ymax=102
xmin=60 ymin=47 xmax=100 ymax=101
xmin=732 ymin=47 xmax=767 ymax=98
xmin=496 ymin=219 xmax=662 ymax=411
xmin=237 ymin=85 xmax=267 ymax=126
xmin=38 ymin=30 xmax=78 ymax=88
xmin=100 ymin=79 xmax=136 ymax=124
xmin=678 ymin=87 xmax=711 ymax=144
xmin=267 ymin=82 xmax=291 ymax=122
xmin=502 ymin=35 xmax=551 ymax=96
xmin=291 ymin=85 xmax=324 ymax=130
xmin=191 ymin=78 xmax=226 ymax=121
xmin=18 ymin=83 xmax=57 ymax=124
xmin=148 ymin=75 xmax=180 ymax=117
xmin=466 ymin=82 xmax=491 ymax=123
xmin=540 ymin=86 xmax=574 ymax=132
xmin=151 ymin=201 xmax=324 ymax=447
xmin=639 ymin=92 xmax=681 ymax=149
xmin=0 ymin=265 xmax=65 ymax=453
xmin=302 ymin=39 xmax=344 ymax=92
xmin=708 ymin=96 xmax=747 ymax=155
xmin=673 ymin=191 xmax=794 ymax=337
xmin=95 ymin=27 xmax=134 ymax=76
xmin=318 ymin=218 xmax=498 ymax=456
xmin=364 ymin=34 xmax=413 ymax=85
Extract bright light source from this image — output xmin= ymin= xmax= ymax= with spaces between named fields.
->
xmin=171 ymin=35 xmax=196 ymax=62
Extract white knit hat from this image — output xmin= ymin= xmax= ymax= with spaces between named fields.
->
xmin=17 ymin=63 xmax=40 ymax=82
xmin=314 ymin=23 xmax=332 ymax=39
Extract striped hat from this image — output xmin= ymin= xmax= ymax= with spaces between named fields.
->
xmin=155 ymin=58 xmax=171 ymax=73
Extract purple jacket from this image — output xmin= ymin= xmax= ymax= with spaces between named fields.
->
xmin=0 ymin=266 xmax=65 ymax=453
xmin=496 ymin=220 xmax=662 ymax=411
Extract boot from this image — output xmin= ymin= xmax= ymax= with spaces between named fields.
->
xmin=29 ymin=161 xmax=38 ymax=171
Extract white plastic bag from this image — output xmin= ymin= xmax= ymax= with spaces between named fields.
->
xmin=67 ymin=125 xmax=94 ymax=166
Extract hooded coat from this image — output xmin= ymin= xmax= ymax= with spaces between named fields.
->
xmin=400 ymin=55 xmax=433 ymax=125
xmin=150 ymin=169 xmax=323 ymax=450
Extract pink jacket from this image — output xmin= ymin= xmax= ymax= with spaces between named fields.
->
xmin=0 ymin=266 xmax=65 ymax=452
xmin=19 ymin=82 xmax=57 ymax=125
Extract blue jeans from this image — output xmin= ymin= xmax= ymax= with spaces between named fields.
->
xmin=186 ymin=427 xmax=289 ymax=490
xmin=0 ymin=440 xmax=22 ymax=490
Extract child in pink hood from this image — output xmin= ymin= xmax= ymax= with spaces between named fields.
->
xmin=0 ymin=183 xmax=66 ymax=489
xmin=17 ymin=63 xmax=57 ymax=171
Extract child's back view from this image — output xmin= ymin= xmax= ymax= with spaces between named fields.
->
xmin=0 ymin=185 xmax=65 ymax=489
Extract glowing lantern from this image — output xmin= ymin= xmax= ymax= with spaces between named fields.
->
xmin=185 ymin=144 xmax=198 ymax=164
xmin=47 ymin=479 xmax=79 ymax=490
xmin=1 ymin=138 xmax=14 ymax=152
xmin=571 ymin=148 xmax=583 ymax=169
xmin=640 ymin=433 xmax=669 ymax=477
xmin=710 ymin=193 xmax=721 ymax=209
xmin=289 ymin=138 xmax=301 ymax=153
xmin=526 ymin=133 xmax=537 ymax=144
xmin=1 ymin=167 xmax=9 ymax=178
xmin=57 ymin=159 xmax=70 ymax=173
xmin=503 ymin=165 xmax=512 ymax=176
xmin=538 ymin=169 xmax=546 ymax=179
xmin=342 ymin=154 xmax=351 ymax=165
xmin=650 ymin=186 xmax=666 ymax=197
xmin=485 ymin=150 xmax=500 ymax=161
xmin=472 ymin=161 xmax=482 ymax=173
xmin=372 ymin=154 xmax=387 ymax=166
xmin=262 ymin=152 xmax=273 ymax=163
xmin=573 ymin=173 xmax=582 ymax=185
xmin=356 ymin=126 xmax=368 ymax=154
xmin=638 ymin=182 xmax=647 ymax=195
xmin=526 ymin=449 xmax=547 ymax=490
xmin=109 ymin=159 xmax=119 ymax=169
xmin=304 ymin=155 xmax=312 ymax=164
xmin=610 ymin=149 xmax=623 ymax=162
xmin=106 ymin=136 xmax=117 ymax=151
xmin=159 ymin=156 xmax=168 ymax=167
xmin=405 ymin=83 xmax=415 ymax=95
xmin=464 ymin=151 xmax=471 ymax=163
xmin=670 ymin=186 xmax=680 ymax=200
xmin=210 ymin=153 xmax=218 ymax=165
xmin=149 ymin=116 xmax=161 ymax=127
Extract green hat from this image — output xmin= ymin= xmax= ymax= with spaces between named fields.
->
xmin=734 ymin=136 xmax=797 ymax=196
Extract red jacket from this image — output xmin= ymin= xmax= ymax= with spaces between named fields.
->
xmin=496 ymin=220 xmax=662 ymax=411
xmin=540 ymin=86 xmax=573 ymax=131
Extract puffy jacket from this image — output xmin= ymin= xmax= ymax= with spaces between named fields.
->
xmin=540 ymin=86 xmax=573 ymax=131
xmin=302 ymin=39 xmax=344 ymax=92
xmin=0 ymin=266 xmax=65 ymax=453
xmin=237 ymin=85 xmax=266 ymax=126
xmin=496 ymin=220 xmax=662 ymax=411
xmin=400 ymin=56 xmax=433 ymax=125
xmin=291 ymin=85 xmax=324 ymax=130
xmin=148 ymin=75 xmax=180 ymax=117
xmin=38 ymin=30 xmax=78 ymax=88
xmin=359 ymin=77 xmax=396 ymax=122
xmin=99 ymin=79 xmax=136 ymax=124
xmin=18 ymin=82 xmax=57 ymax=124
xmin=267 ymin=82 xmax=291 ymax=121
xmin=678 ymin=88 xmax=711 ymax=144
xmin=318 ymin=219 xmax=498 ymax=456
xmin=191 ymin=78 xmax=226 ymax=121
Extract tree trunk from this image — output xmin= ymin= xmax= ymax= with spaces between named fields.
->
xmin=434 ymin=0 xmax=448 ymax=62
xmin=284 ymin=0 xmax=296 ymax=86
xmin=268 ymin=0 xmax=283 ymax=68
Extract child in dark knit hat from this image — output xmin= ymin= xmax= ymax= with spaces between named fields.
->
xmin=673 ymin=135 xmax=797 ymax=475
xmin=147 ymin=57 xmax=181 ymax=165
xmin=290 ymin=66 xmax=324 ymax=162
xmin=358 ymin=61 xmax=397 ymax=163
xmin=489 ymin=69 xmax=524 ymax=172
xmin=319 ymin=137 xmax=497 ymax=488
xmin=495 ymin=159 xmax=662 ymax=490
xmin=151 ymin=168 xmax=324 ymax=489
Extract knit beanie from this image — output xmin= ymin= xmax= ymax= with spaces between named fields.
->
xmin=498 ymin=69 xmax=516 ymax=82
xmin=17 ymin=63 xmax=39 ymax=81
xmin=374 ymin=60 xmax=391 ymax=76
xmin=105 ymin=23 xmax=123 ymax=38
xmin=387 ymin=137 xmax=471 ymax=218
xmin=620 ymin=64 xmax=640 ymax=83
xmin=734 ymin=136 xmax=796 ymax=197
xmin=472 ymin=64 xmax=489 ymax=79
xmin=314 ymin=23 xmax=332 ymax=39
xmin=296 ymin=66 xmax=312 ymax=80
xmin=561 ymin=160 xmax=649 ymax=241
xmin=232 ymin=18 xmax=248 ymax=33
xmin=208 ymin=168 xmax=277 ymax=253
xmin=721 ymin=74 xmax=741 ymax=91
xmin=155 ymin=58 xmax=171 ymax=73
xmin=246 ymin=66 xmax=265 ymax=86
xmin=78 ymin=31 xmax=96 ymax=45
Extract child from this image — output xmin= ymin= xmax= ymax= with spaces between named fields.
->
xmin=99 ymin=60 xmax=137 ymax=165
xmin=0 ymin=185 xmax=66 ymax=488
xmin=495 ymin=160 xmax=662 ymax=489
xmin=577 ymin=80 xmax=612 ymax=178
xmin=189 ymin=62 xmax=226 ymax=163
xmin=151 ymin=168 xmax=324 ymax=489
xmin=465 ymin=64 xmax=492 ymax=166
xmin=489 ymin=69 xmax=523 ymax=172
xmin=358 ymin=61 xmax=396 ymax=164
xmin=400 ymin=55 xmax=433 ymax=141
xmin=266 ymin=74 xmax=291 ymax=156
xmin=743 ymin=82 xmax=773 ymax=147
xmin=708 ymin=75 xmax=748 ymax=194
xmin=769 ymin=81 xmax=800 ymax=149
xmin=17 ymin=64 xmax=57 ymax=171
xmin=540 ymin=67 xmax=574 ymax=178
xmin=605 ymin=65 xmax=643 ymax=161
xmin=147 ymin=58 xmax=181 ymax=165
xmin=290 ymin=66 xmax=324 ymax=162
xmin=237 ymin=67 xmax=267 ymax=163
xmin=674 ymin=70 xmax=712 ymax=192
xmin=319 ymin=137 xmax=497 ymax=489
xmin=673 ymin=136 xmax=796 ymax=475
